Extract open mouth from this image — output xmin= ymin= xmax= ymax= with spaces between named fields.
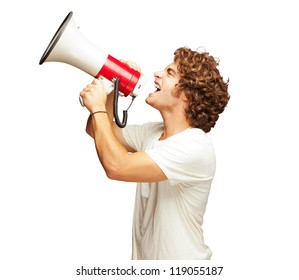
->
xmin=154 ymin=84 xmax=161 ymax=92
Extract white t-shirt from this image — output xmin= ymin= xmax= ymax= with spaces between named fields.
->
xmin=122 ymin=122 xmax=215 ymax=260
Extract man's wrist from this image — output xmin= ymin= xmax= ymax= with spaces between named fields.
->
xmin=89 ymin=106 xmax=106 ymax=113
xmin=90 ymin=110 xmax=107 ymax=117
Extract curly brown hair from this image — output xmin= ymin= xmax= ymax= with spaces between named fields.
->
xmin=174 ymin=47 xmax=230 ymax=132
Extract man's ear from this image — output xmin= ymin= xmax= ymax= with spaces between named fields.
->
xmin=181 ymin=91 xmax=188 ymax=102
xmin=174 ymin=87 xmax=188 ymax=102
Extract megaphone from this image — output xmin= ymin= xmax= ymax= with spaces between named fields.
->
xmin=39 ymin=11 xmax=146 ymax=127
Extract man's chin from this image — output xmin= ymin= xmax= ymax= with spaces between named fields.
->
xmin=145 ymin=95 xmax=155 ymax=107
xmin=145 ymin=97 xmax=151 ymax=105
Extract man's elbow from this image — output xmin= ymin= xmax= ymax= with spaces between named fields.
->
xmin=105 ymin=165 xmax=124 ymax=181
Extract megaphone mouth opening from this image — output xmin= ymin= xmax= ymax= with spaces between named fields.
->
xmin=39 ymin=12 xmax=73 ymax=65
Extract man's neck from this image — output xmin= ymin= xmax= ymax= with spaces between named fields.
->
xmin=160 ymin=110 xmax=190 ymax=140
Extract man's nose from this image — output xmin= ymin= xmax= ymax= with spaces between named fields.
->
xmin=154 ymin=71 xmax=163 ymax=79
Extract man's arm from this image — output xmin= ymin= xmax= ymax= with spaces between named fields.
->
xmin=86 ymin=84 xmax=134 ymax=152
xmin=90 ymin=111 xmax=167 ymax=182
xmin=81 ymin=78 xmax=167 ymax=183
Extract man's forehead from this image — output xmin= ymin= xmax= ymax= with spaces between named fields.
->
xmin=166 ymin=62 xmax=177 ymax=69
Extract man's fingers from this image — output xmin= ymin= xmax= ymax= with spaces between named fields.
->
xmin=92 ymin=78 xmax=102 ymax=86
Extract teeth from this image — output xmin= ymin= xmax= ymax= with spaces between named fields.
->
xmin=155 ymin=84 xmax=161 ymax=91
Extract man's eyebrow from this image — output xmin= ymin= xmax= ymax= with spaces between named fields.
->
xmin=165 ymin=67 xmax=177 ymax=76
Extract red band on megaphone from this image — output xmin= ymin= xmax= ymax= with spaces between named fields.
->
xmin=96 ymin=55 xmax=141 ymax=96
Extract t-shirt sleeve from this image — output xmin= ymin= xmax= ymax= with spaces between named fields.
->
xmin=122 ymin=122 xmax=163 ymax=152
xmin=146 ymin=132 xmax=216 ymax=186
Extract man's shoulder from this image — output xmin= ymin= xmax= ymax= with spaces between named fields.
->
xmin=126 ymin=121 xmax=164 ymax=137
xmin=142 ymin=121 xmax=164 ymax=131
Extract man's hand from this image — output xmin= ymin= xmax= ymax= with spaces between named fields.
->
xmin=119 ymin=59 xmax=141 ymax=73
xmin=80 ymin=78 xmax=107 ymax=113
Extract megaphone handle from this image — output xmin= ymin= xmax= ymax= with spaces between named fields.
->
xmin=113 ymin=78 xmax=128 ymax=128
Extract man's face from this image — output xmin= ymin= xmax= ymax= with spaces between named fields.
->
xmin=146 ymin=62 xmax=181 ymax=111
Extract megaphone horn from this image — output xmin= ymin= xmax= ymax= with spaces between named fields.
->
xmin=39 ymin=12 xmax=146 ymax=127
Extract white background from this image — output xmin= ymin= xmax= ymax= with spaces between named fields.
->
xmin=1 ymin=0 xmax=298 ymax=279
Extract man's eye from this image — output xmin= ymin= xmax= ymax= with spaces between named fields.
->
xmin=166 ymin=70 xmax=173 ymax=76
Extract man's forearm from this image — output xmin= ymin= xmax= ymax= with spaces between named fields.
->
xmin=91 ymin=112 xmax=128 ymax=179
xmin=105 ymin=90 xmax=115 ymax=122
xmin=86 ymin=91 xmax=114 ymax=138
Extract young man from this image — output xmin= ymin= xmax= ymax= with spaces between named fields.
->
xmin=80 ymin=47 xmax=230 ymax=260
